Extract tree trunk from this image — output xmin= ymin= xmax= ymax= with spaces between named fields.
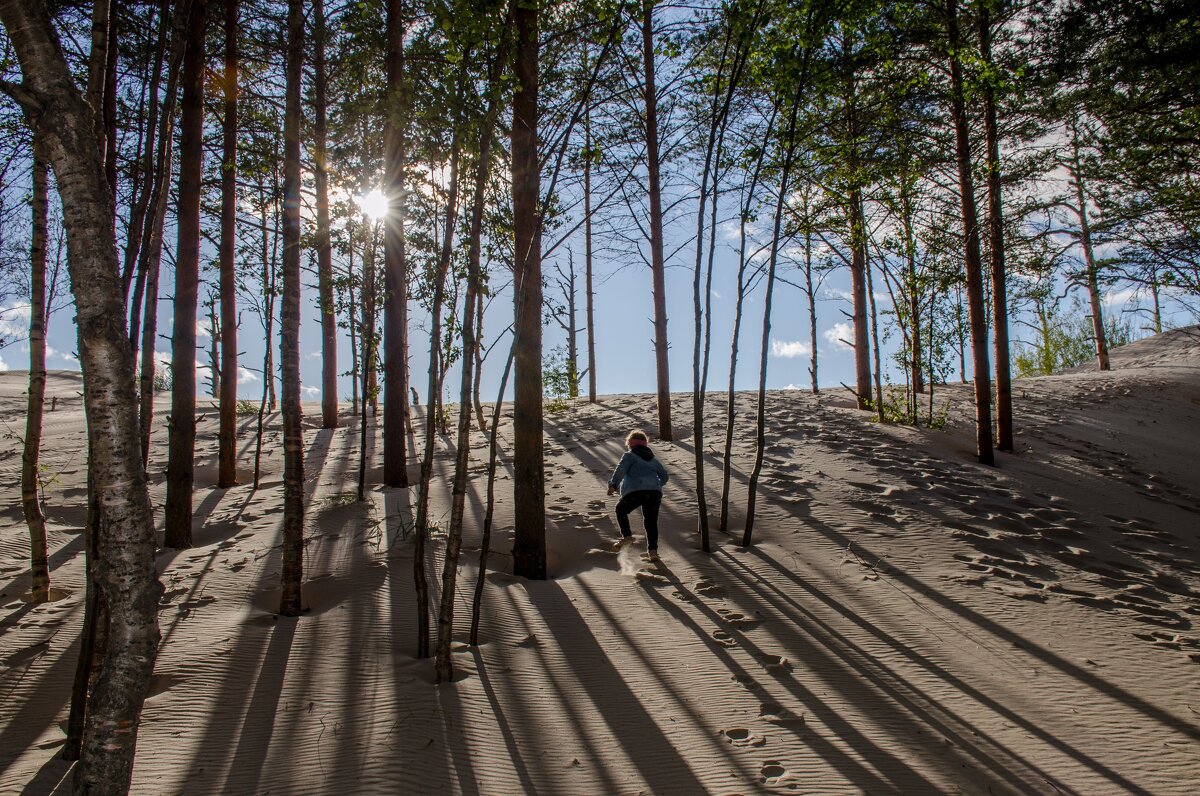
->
xmin=165 ymin=0 xmax=208 ymax=548
xmin=1068 ymin=116 xmax=1110 ymax=371
xmin=805 ymin=228 xmax=818 ymax=393
xmin=744 ymin=95 xmax=800 ymax=547
xmin=642 ymin=0 xmax=672 ymax=440
xmin=720 ymin=105 xmax=775 ymax=535
xmin=848 ymin=188 xmax=871 ymax=410
xmin=218 ymin=0 xmax=239 ymax=486
xmin=981 ymin=8 xmax=1013 ymax=450
xmin=0 ymin=3 xmax=161 ymax=790
xmin=511 ymin=0 xmax=546 ymax=579
xmin=383 ymin=0 xmax=410 ymax=486
xmin=947 ymin=0 xmax=995 ymax=466
xmin=438 ymin=44 xmax=506 ymax=682
xmin=584 ymin=83 xmax=597 ymax=404
xmin=279 ymin=0 xmax=305 ymax=616
xmin=417 ymin=81 xmax=464 ymax=658
xmin=85 ymin=0 xmax=110 ymax=155
xmin=865 ymin=247 xmax=884 ymax=421
xmin=23 ymin=134 xmax=50 ymax=603
xmin=313 ymin=0 xmax=337 ymax=429
xmin=358 ymin=219 xmax=376 ymax=502
xmin=121 ymin=0 xmax=169 ymax=303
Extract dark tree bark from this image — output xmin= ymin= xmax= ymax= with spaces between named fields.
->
xmin=981 ymin=8 xmax=1013 ymax=450
xmin=0 ymin=2 xmax=161 ymax=790
xmin=358 ymin=219 xmax=377 ymax=502
xmin=279 ymin=0 xmax=305 ymax=616
xmin=102 ymin=5 xmax=117 ymax=202
xmin=641 ymin=0 xmax=671 ymax=440
xmin=511 ymin=0 xmax=546 ymax=579
xmin=382 ymin=0 xmax=410 ymax=486
xmin=23 ymin=134 xmax=50 ymax=604
xmin=164 ymin=0 xmax=208 ymax=548
xmin=314 ymin=0 xmax=338 ymax=429
xmin=946 ymin=0 xmax=995 ymax=466
xmin=218 ymin=0 xmax=239 ymax=487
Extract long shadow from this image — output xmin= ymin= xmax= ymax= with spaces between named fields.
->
xmin=0 ymin=629 xmax=80 ymax=779
xmin=741 ymin=541 xmax=1183 ymax=791
xmin=709 ymin=547 xmax=1080 ymax=794
xmin=470 ymin=645 xmax=540 ymax=794
xmin=219 ymin=618 xmax=297 ymax=793
xmin=0 ymin=535 xmax=86 ymax=606
xmin=524 ymin=580 xmax=711 ymax=795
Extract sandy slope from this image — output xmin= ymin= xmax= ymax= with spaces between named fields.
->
xmin=2 ymin=328 xmax=1199 ymax=795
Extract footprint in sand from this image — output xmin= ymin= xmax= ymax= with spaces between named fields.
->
xmin=717 ymin=609 xmax=761 ymax=628
xmin=695 ymin=577 xmax=724 ymax=597
xmin=759 ymin=654 xmax=791 ymax=672
xmin=759 ymin=761 xmax=788 ymax=784
xmin=711 ymin=629 xmax=737 ymax=647
xmin=722 ymin=728 xmax=766 ymax=747
xmin=759 ymin=702 xmax=805 ymax=727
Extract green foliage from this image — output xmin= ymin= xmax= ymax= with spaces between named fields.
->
xmin=236 ymin=399 xmax=258 ymax=416
xmin=1013 ymin=299 xmax=1135 ymax=376
xmin=542 ymin=345 xmax=575 ymax=414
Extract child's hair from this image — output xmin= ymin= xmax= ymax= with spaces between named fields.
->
xmin=626 ymin=429 xmax=649 ymax=446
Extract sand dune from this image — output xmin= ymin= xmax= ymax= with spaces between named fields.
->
xmin=2 ymin=328 xmax=1199 ymax=794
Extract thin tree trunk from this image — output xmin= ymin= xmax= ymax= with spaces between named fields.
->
xmin=511 ymin=0 xmax=546 ymax=580
xmin=719 ymin=105 xmax=775 ymax=535
xmin=417 ymin=79 xmax=464 ymax=659
xmin=218 ymin=0 xmax=239 ymax=486
xmin=438 ymin=43 xmax=507 ymax=682
xmin=849 ymin=189 xmax=871 ymax=409
xmin=642 ymin=0 xmax=671 ymax=440
xmin=85 ymin=0 xmax=111 ymax=156
xmin=314 ymin=0 xmax=337 ymax=429
xmin=744 ymin=93 xmax=800 ymax=547
xmin=584 ymin=74 xmax=597 ymax=404
xmin=469 ymin=345 xmax=515 ymax=646
xmin=359 ymin=219 xmax=376 ymax=501
xmin=122 ymin=0 xmax=169 ymax=302
xmin=865 ymin=249 xmax=884 ymax=421
xmin=165 ymin=0 xmax=208 ymax=548
xmin=383 ymin=0 xmax=410 ymax=486
xmin=0 ymin=3 xmax=161 ymax=789
xmin=23 ymin=135 xmax=50 ymax=603
xmin=473 ymin=295 xmax=486 ymax=430
xmin=981 ymin=8 xmax=1013 ymax=450
xmin=947 ymin=0 xmax=995 ymax=466
xmin=279 ymin=0 xmax=306 ymax=616
xmin=805 ymin=227 xmax=818 ymax=393
xmin=1068 ymin=115 xmax=1110 ymax=371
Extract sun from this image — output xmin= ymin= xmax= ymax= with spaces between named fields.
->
xmin=359 ymin=188 xmax=389 ymax=221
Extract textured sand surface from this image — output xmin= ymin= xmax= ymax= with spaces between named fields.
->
xmin=2 ymin=327 xmax=1200 ymax=794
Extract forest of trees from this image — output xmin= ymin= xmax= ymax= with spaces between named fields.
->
xmin=0 ymin=0 xmax=1196 ymax=790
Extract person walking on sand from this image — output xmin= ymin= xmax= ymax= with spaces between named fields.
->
xmin=607 ymin=429 xmax=669 ymax=561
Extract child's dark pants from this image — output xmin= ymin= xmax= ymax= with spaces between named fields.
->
xmin=615 ymin=490 xmax=662 ymax=550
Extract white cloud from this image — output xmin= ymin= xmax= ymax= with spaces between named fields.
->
xmin=823 ymin=322 xmax=855 ymax=352
xmin=1103 ymin=288 xmax=1137 ymax=308
xmin=303 ymin=385 xmax=320 ymax=397
xmin=0 ymin=354 xmax=8 ymax=372
xmin=238 ymin=366 xmax=259 ymax=384
xmin=770 ymin=339 xmax=812 ymax=359
xmin=710 ymin=289 xmax=722 ymax=300
xmin=0 ymin=303 xmax=32 ymax=341
xmin=783 ymin=383 xmax=802 ymax=390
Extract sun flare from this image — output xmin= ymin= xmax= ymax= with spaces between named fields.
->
xmin=358 ymin=188 xmax=389 ymax=221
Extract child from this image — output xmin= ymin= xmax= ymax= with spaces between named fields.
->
xmin=606 ymin=429 xmax=669 ymax=561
